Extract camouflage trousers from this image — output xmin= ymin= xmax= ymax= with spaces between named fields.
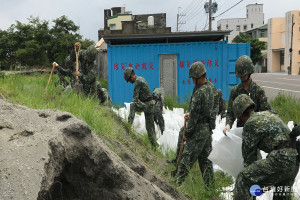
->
xmin=128 ymin=100 xmax=156 ymax=148
xmin=233 ymin=148 xmax=299 ymax=200
xmin=153 ymin=105 xmax=165 ymax=134
xmin=82 ymin=81 xmax=96 ymax=96
xmin=175 ymin=127 xmax=214 ymax=187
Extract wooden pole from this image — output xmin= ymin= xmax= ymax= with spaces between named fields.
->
xmin=45 ymin=62 xmax=57 ymax=92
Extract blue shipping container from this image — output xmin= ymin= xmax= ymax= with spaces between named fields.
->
xmin=108 ymin=41 xmax=250 ymax=105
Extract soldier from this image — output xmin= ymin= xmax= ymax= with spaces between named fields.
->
xmin=70 ymin=42 xmax=97 ymax=96
xmin=55 ymin=56 xmax=75 ymax=89
xmin=175 ymin=62 xmax=215 ymax=187
xmin=152 ymin=88 xmax=165 ymax=135
xmin=167 ymin=77 xmax=218 ymax=165
xmin=232 ymin=94 xmax=299 ymax=200
xmin=96 ymin=81 xmax=112 ymax=106
xmin=223 ymin=55 xmax=274 ymax=134
xmin=124 ymin=67 xmax=157 ymax=149
xmin=217 ymin=89 xmax=226 ymax=119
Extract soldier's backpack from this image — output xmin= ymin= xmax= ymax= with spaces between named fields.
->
xmin=152 ymin=88 xmax=164 ymax=107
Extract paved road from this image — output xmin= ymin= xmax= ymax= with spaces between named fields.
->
xmin=252 ymin=73 xmax=300 ymax=100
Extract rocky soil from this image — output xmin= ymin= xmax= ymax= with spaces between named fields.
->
xmin=0 ymin=99 xmax=187 ymax=200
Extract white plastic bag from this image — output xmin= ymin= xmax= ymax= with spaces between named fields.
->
xmin=208 ymin=128 xmax=244 ymax=178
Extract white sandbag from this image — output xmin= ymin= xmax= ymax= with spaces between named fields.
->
xmin=157 ymin=129 xmax=179 ymax=151
xmin=208 ymin=128 xmax=244 ymax=179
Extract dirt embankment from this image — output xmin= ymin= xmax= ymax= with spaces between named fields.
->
xmin=0 ymin=99 xmax=187 ymax=200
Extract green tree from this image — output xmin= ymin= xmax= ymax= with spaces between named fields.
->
xmin=232 ymin=32 xmax=266 ymax=65
xmin=13 ymin=16 xmax=50 ymax=66
xmin=49 ymin=15 xmax=82 ymax=65
xmin=0 ymin=27 xmax=18 ymax=70
xmin=81 ymin=39 xmax=96 ymax=49
xmin=0 ymin=15 xmax=95 ymax=69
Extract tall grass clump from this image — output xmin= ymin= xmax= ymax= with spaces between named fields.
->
xmin=270 ymin=92 xmax=300 ymax=123
xmin=164 ymin=95 xmax=189 ymax=112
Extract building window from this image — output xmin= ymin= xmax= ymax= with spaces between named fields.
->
xmin=251 ymin=23 xmax=254 ymax=28
xmin=236 ymin=25 xmax=240 ymax=31
xmin=109 ymin=24 xmax=116 ymax=30
xmin=299 ymin=50 xmax=300 ymax=55
xmin=226 ymin=24 xmax=228 ymax=29
xmin=260 ymin=30 xmax=265 ymax=37
xmin=217 ymin=25 xmax=221 ymax=30
xmin=244 ymin=25 xmax=247 ymax=31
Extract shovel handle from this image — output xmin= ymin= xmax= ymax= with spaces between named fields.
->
xmin=171 ymin=118 xmax=187 ymax=177
xmin=45 ymin=62 xmax=56 ymax=92
xmin=75 ymin=45 xmax=80 ymax=81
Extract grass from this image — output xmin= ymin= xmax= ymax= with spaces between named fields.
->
xmin=270 ymin=92 xmax=300 ymax=124
xmin=0 ymin=74 xmax=245 ymax=200
xmin=164 ymin=95 xmax=190 ymax=112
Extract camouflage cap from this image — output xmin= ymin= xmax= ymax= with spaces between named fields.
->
xmin=233 ymin=94 xmax=255 ymax=118
xmin=235 ymin=55 xmax=254 ymax=78
xmin=217 ymin=89 xmax=222 ymax=97
xmin=189 ymin=62 xmax=206 ymax=79
xmin=124 ymin=67 xmax=134 ymax=82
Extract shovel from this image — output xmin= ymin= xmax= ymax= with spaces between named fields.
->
xmin=74 ymin=45 xmax=83 ymax=93
xmin=45 ymin=62 xmax=57 ymax=92
xmin=171 ymin=119 xmax=187 ymax=177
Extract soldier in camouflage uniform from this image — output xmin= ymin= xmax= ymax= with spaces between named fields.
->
xmin=124 ymin=67 xmax=157 ymax=148
xmin=152 ymin=88 xmax=165 ymax=135
xmin=223 ymin=55 xmax=274 ymax=134
xmin=232 ymin=94 xmax=299 ymax=200
xmin=175 ymin=62 xmax=215 ymax=187
xmin=217 ymin=89 xmax=226 ymax=119
xmin=96 ymin=81 xmax=112 ymax=106
xmin=70 ymin=42 xmax=97 ymax=96
xmin=55 ymin=56 xmax=76 ymax=89
xmin=167 ymin=77 xmax=218 ymax=165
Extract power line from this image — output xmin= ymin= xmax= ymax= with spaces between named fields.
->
xmin=215 ymin=0 xmax=245 ymax=18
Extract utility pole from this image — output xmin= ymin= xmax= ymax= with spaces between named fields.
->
xmin=209 ymin=0 xmax=212 ymax=31
xmin=289 ymin=14 xmax=295 ymax=75
xmin=176 ymin=7 xmax=186 ymax=32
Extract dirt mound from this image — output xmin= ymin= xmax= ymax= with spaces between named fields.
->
xmin=0 ymin=99 xmax=186 ymax=200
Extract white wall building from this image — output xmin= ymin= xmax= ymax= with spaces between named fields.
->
xmin=217 ymin=4 xmax=264 ymax=43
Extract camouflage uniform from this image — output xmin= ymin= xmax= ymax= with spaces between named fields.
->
xmin=173 ymin=79 xmax=218 ymax=164
xmin=226 ymin=55 xmax=274 ymax=128
xmin=217 ymin=89 xmax=226 ymax=118
xmin=231 ymin=94 xmax=299 ymax=200
xmin=125 ymin=69 xmax=156 ymax=148
xmin=70 ymin=45 xmax=97 ymax=96
xmin=152 ymin=88 xmax=165 ymax=134
xmin=233 ymin=111 xmax=299 ymax=200
xmin=56 ymin=69 xmax=69 ymax=88
xmin=175 ymin=62 xmax=215 ymax=187
xmin=96 ymin=81 xmax=112 ymax=106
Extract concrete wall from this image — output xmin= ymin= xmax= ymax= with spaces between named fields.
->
xmin=107 ymin=15 xmax=132 ymax=30
xmin=284 ymin=11 xmax=300 ymax=75
xmin=267 ymin=17 xmax=285 ymax=72
xmin=134 ymin=13 xmax=167 ymax=28
xmin=268 ymin=11 xmax=300 ymax=74
xmin=95 ymin=50 xmax=108 ymax=80
xmin=217 ymin=4 xmax=264 ymax=43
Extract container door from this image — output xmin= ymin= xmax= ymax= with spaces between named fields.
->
xmin=159 ymin=54 xmax=177 ymax=96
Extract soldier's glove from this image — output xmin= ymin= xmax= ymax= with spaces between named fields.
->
xmin=223 ymin=124 xmax=230 ymax=136
xmin=290 ymin=123 xmax=300 ymax=139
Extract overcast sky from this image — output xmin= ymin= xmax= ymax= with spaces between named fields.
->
xmin=0 ymin=0 xmax=299 ymax=43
